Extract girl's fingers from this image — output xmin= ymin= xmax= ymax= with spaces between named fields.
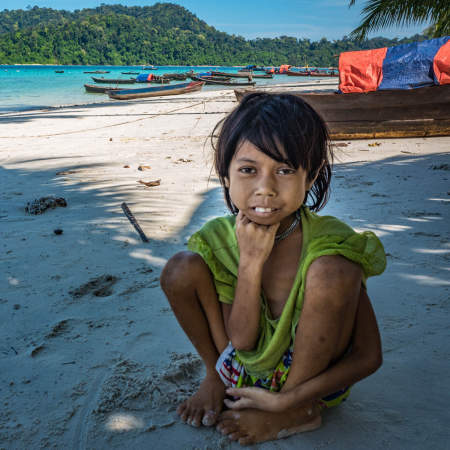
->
xmin=223 ymin=397 xmax=253 ymax=410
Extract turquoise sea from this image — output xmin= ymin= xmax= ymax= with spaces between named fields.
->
xmin=0 ymin=65 xmax=334 ymax=113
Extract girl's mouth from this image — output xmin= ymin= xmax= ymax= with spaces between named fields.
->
xmin=253 ymin=207 xmax=278 ymax=214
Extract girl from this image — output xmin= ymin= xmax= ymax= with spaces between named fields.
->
xmin=160 ymin=93 xmax=386 ymax=445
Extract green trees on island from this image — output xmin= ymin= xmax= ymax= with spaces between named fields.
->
xmin=0 ymin=3 xmax=431 ymax=66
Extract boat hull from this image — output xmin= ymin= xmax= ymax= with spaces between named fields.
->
xmin=191 ymin=76 xmax=255 ymax=86
xmin=84 ymin=84 xmax=121 ymax=93
xmin=234 ymin=85 xmax=450 ymax=139
xmin=92 ymin=77 xmax=136 ymax=84
xmin=212 ymin=71 xmax=272 ymax=79
xmin=108 ymin=81 xmax=204 ymax=100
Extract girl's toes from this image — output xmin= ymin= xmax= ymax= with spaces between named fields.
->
xmin=176 ymin=401 xmax=187 ymax=417
xmin=179 ymin=407 xmax=190 ymax=423
xmin=189 ymin=410 xmax=203 ymax=427
xmin=228 ymin=430 xmax=245 ymax=441
xmin=202 ymin=409 xmax=218 ymax=427
xmin=218 ymin=424 xmax=238 ymax=436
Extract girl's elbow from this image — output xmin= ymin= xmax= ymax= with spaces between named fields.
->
xmin=364 ymin=349 xmax=383 ymax=376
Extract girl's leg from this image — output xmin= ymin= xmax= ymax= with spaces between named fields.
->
xmin=217 ymin=255 xmax=362 ymax=444
xmin=283 ymin=254 xmax=362 ymax=390
xmin=160 ymin=251 xmax=229 ymax=427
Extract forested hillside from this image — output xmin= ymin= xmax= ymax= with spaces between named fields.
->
xmin=0 ymin=3 xmax=427 ymax=65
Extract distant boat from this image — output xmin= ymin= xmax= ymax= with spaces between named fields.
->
xmin=84 ymin=84 xmax=122 ymax=93
xmin=92 ymin=77 xmax=136 ymax=84
xmin=191 ymin=76 xmax=255 ymax=87
xmin=108 ymin=81 xmax=204 ymax=100
xmin=143 ymin=66 xmax=158 ymax=70
xmin=84 ymin=70 xmax=110 ymax=74
xmin=161 ymin=72 xmax=188 ymax=81
xmin=121 ymin=72 xmax=140 ymax=75
xmin=286 ymin=68 xmax=338 ymax=77
xmin=55 ymin=70 xmax=64 ymax=73
xmin=286 ymin=70 xmax=311 ymax=76
xmin=211 ymin=71 xmax=272 ymax=79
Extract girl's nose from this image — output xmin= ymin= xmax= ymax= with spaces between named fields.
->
xmin=255 ymin=174 xmax=276 ymax=196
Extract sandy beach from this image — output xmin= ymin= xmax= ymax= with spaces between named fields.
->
xmin=0 ymin=84 xmax=449 ymax=449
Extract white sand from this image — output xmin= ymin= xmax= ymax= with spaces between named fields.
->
xmin=0 ymin=85 xmax=449 ymax=449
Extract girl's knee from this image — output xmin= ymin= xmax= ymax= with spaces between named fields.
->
xmin=160 ymin=251 xmax=209 ymax=293
xmin=306 ymin=256 xmax=362 ymax=309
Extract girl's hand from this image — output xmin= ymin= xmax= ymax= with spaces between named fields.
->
xmin=223 ymin=387 xmax=287 ymax=412
xmin=235 ymin=211 xmax=279 ymax=266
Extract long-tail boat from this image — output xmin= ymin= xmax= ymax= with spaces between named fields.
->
xmin=107 ymin=81 xmax=205 ymax=100
xmin=84 ymin=70 xmax=110 ymax=74
xmin=161 ymin=72 xmax=188 ymax=81
xmin=191 ymin=76 xmax=255 ymax=86
xmin=211 ymin=71 xmax=273 ymax=79
xmin=91 ymin=77 xmax=136 ymax=84
xmin=234 ymin=85 xmax=450 ymax=139
xmin=286 ymin=70 xmax=311 ymax=76
xmin=84 ymin=84 xmax=122 ymax=93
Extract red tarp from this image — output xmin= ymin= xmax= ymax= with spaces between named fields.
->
xmin=434 ymin=40 xmax=450 ymax=85
xmin=339 ymin=48 xmax=387 ymax=93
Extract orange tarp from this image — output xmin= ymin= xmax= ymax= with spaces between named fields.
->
xmin=339 ymin=48 xmax=387 ymax=93
xmin=433 ymin=40 xmax=450 ymax=85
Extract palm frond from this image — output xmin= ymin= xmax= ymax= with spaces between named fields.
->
xmin=349 ymin=0 xmax=450 ymax=40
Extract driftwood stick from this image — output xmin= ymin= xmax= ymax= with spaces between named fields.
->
xmin=121 ymin=202 xmax=149 ymax=243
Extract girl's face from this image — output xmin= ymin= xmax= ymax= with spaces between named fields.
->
xmin=225 ymin=140 xmax=315 ymax=229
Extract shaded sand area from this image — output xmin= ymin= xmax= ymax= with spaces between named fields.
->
xmin=0 ymin=84 xmax=449 ymax=449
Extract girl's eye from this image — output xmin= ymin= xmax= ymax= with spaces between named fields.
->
xmin=278 ymin=167 xmax=295 ymax=175
xmin=239 ymin=167 xmax=255 ymax=174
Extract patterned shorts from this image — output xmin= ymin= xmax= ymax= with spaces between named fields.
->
xmin=216 ymin=342 xmax=350 ymax=409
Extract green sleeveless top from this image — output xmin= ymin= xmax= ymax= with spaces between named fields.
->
xmin=187 ymin=207 xmax=386 ymax=378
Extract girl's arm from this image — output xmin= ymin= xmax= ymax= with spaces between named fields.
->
xmin=225 ymin=211 xmax=279 ymax=351
xmin=224 ymin=289 xmax=382 ymax=411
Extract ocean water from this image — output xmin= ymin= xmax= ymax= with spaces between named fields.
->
xmin=0 ymin=65 xmax=335 ymax=113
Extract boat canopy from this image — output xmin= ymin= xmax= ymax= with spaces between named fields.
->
xmin=339 ymin=36 xmax=450 ymax=93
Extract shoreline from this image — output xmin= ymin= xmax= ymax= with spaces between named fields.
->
xmin=0 ymin=80 xmax=339 ymax=115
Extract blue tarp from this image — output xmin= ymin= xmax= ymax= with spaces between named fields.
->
xmin=379 ymin=36 xmax=450 ymax=90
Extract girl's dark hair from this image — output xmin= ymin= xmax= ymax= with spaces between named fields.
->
xmin=212 ymin=92 xmax=333 ymax=212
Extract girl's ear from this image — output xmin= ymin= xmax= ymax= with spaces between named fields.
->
xmin=224 ymin=177 xmax=230 ymax=188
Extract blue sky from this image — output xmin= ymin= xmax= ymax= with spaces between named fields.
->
xmin=1 ymin=0 xmax=429 ymax=41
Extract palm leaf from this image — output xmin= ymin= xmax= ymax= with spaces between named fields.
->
xmin=349 ymin=0 xmax=450 ymax=40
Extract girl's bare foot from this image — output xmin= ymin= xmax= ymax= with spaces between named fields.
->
xmin=177 ymin=373 xmax=226 ymax=427
xmin=216 ymin=404 xmax=321 ymax=445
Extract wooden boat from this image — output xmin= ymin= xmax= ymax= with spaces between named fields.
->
xmin=108 ymin=81 xmax=205 ymax=100
xmin=191 ymin=76 xmax=255 ymax=86
xmin=286 ymin=69 xmax=338 ymax=77
xmin=286 ymin=70 xmax=311 ymax=76
xmin=143 ymin=66 xmax=158 ymax=70
xmin=135 ymin=76 xmax=170 ymax=84
xmin=84 ymin=70 xmax=110 ymax=74
xmin=55 ymin=70 xmax=64 ymax=73
xmin=309 ymin=70 xmax=339 ymax=77
xmin=91 ymin=77 xmax=136 ymax=84
xmin=234 ymin=85 xmax=450 ymax=139
xmin=212 ymin=71 xmax=273 ymax=79
xmin=122 ymin=72 xmax=140 ymax=75
xmin=84 ymin=84 xmax=122 ymax=93
xmin=161 ymin=72 xmax=188 ymax=81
